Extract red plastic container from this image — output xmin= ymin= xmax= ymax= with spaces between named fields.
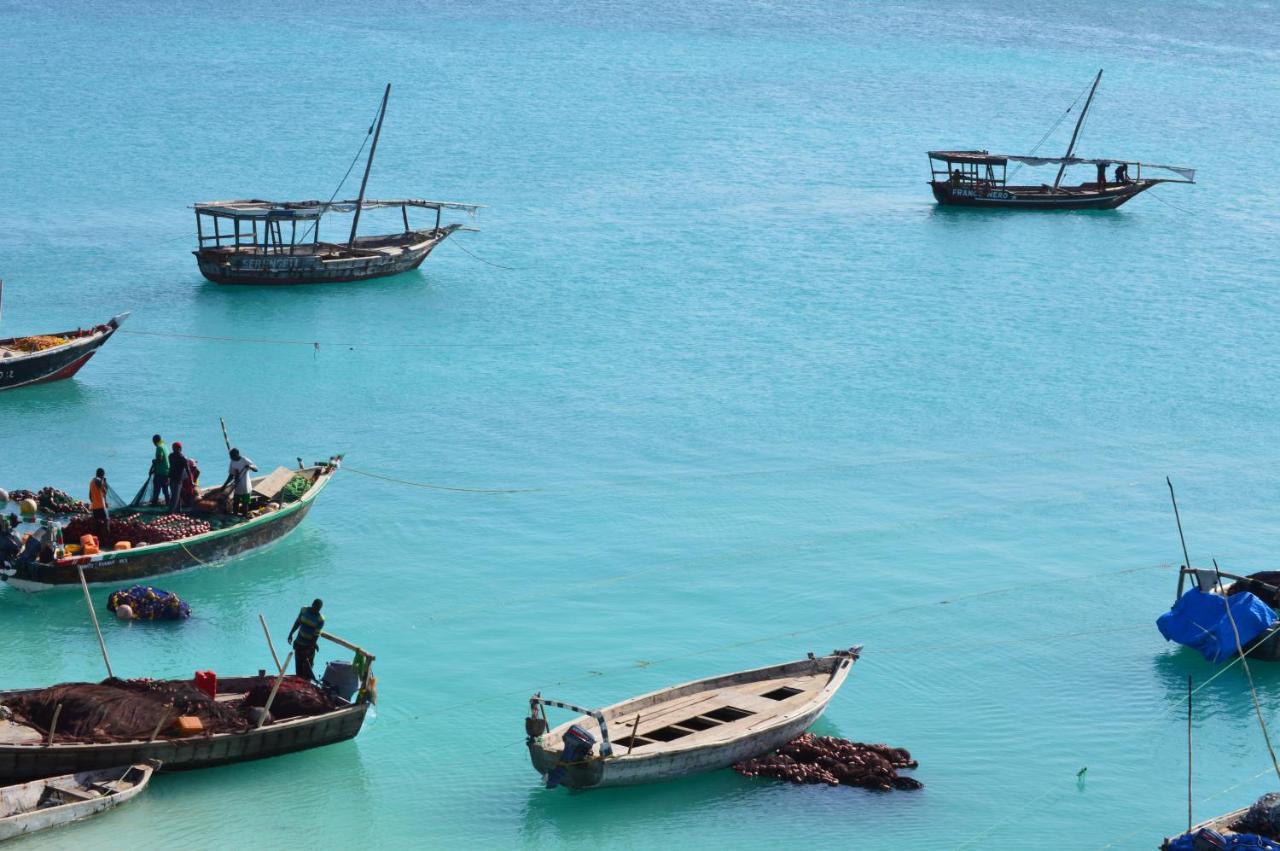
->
xmin=194 ymin=670 xmax=217 ymax=699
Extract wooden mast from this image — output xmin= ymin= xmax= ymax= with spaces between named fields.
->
xmin=1053 ymin=69 xmax=1102 ymax=190
xmin=348 ymin=83 xmax=391 ymax=249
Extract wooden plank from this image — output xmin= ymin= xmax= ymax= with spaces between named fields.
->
xmin=252 ymin=466 xmax=297 ymax=499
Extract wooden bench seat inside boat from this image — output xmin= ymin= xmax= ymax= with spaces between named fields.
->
xmin=609 ymin=672 xmax=829 ymax=751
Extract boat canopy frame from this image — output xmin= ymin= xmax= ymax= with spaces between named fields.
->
xmin=193 ymin=198 xmax=482 ymax=254
xmin=528 ymin=695 xmax=614 ymax=757
xmin=928 ymin=150 xmax=1196 ymax=186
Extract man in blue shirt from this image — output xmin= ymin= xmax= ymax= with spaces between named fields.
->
xmin=287 ymin=598 xmax=325 ymax=681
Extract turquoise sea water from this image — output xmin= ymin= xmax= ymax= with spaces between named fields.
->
xmin=2 ymin=0 xmax=1280 ymax=847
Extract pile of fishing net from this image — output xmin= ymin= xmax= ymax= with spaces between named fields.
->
xmin=279 ymin=475 xmax=311 ymax=503
xmin=9 ymin=335 xmax=68 ymax=352
xmin=107 ymin=585 xmax=190 ymax=621
xmin=2 ymin=678 xmax=251 ymax=742
xmin=7 ymin=487 xmax=88 ymax=515
xmin=242 ymin=677 xmax=340 ymax=719
xmin=733 ymin=733 xmax=922 ymax=791
xmin=62 ymin=513 xmax=212 ymax=549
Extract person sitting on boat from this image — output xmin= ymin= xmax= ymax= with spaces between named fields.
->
xmin=949 ymin=168 xmax=962 ymax=184
xmin=223 ymin=448 xmax=258 ymax=516
xmin=0 ymin=515 xmax=21 ymax=564
xmin=287 ymin=599 xmax=325 ymax=681
xmin=149 ymin=434 xmax=171 ymax=507
xmin=89 ymin=468 xmax=110 ymax=533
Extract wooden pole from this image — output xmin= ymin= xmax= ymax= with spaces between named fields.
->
xmin=1054 ymin=69 xmax=1102 ymax=190
xmin=77 ymin=564 xmax=113 ymax=679
xmin=1168 ymin=477 xmax=1193 ymax=600
xmin=1187 ymin=675 xmax=1193 ymax=832
xmin=259 ymin=613 xmax=283 ymax=672
xmin=46 ymin=703 xmax=62 ymax=746
xmin=257 ymin=651 xmax=294 ymax=729
xmin=149 ymin=708 xmax=171 ymax=742
xmin=219 ymin=417 xmax=232 ymax=452
xmin=627 ymin=713 xmax=641 ymax=755
xmin=348 ymin=84 xmax=391 ymax=249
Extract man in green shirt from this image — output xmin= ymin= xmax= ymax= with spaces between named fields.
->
xmin=149 ymin=434 xmax=171 ymax=506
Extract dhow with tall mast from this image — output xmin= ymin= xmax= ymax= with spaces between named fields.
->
xmin=192 ymin=84 xmax=480 ymax=285
xmin=927 ymin=70 xmax=1195 ymax=210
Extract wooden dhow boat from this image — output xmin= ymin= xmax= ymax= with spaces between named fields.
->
xmin=928 ymin=70 xmax=1195 ymax=210
xmin=0 ymin=458 xmax=340 ymax=592
xmin=0 ymin=632 xmax=375 ymax=784
xmin=192 ymin=85 xmax=479 ymax=285
xmin=0 ymin=280 xmax=128 ymax=391
xmin=0 ymin=761 xmax=156 ymax=842
xmin=1160 ymin=799 xmax=1280 ymax=849
xmin=526 ymin=647 xmax=860 ymax=789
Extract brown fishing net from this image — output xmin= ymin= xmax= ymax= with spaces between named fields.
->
xmin=733 ymin=734 xmax=922 ymax=791
xmin=2 ymin=676 xmax=339 ymax=743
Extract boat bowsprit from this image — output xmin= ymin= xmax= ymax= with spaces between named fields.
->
xmin=526 ymin=647 xmax=860 ymax=790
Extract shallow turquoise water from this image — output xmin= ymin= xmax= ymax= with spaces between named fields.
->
xmin=2 ymin=0 xmax=1280 ymax=847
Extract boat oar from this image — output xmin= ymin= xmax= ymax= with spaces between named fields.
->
xmin=219 ymin=417 xmax=232 ymax=453
xmin=77 ymin=564 xmax=113 ymax=679
xmin=45 ymin=703 xmax=62 ymax=746
xmin=258 ymin=614 xmax=283 ymax=672
xmin=257 ymin=651 xmax=295 ymax=730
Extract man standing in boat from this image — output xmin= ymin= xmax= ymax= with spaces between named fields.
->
xmin=223 ymin=448 xmax=258 ymax=516
xmin=89 ymin=468 xmax=110 ymax=533
xmin=167 ymin=442 xmax=190 ymax=512
xmin=149 ymin=434 xmax=170 ymax=507
xmin=287 ymin=599 xmax=325 ymax=681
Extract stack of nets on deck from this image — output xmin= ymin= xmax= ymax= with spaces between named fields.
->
xmin=7 ymin=487 xmax=88 ymax=515
xmin=1 ymin=676 xmax=340 ymax=743
xmin=62 ymin=513 xmax=212 ymax=549
xmin=9 ymin=336 xmax=68 ymax=352
xmin=107 ymin=585 xmax=190 ymax=620
xmin=733 ymin=733 xmax=922 ymax=791
xmin=279 ymin=475 xmax=311 ymax=503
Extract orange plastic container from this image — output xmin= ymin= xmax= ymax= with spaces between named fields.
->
xmin=79 ymin=534 xmax=99 ymax=555
xmin=172 ymin=716 xmax=204 ymax=736
xmin=194 ymin=670 xmax=217 ymax=699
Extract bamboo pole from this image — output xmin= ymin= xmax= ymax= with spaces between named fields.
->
xmin=627 ymin=714 xmax=641 ymax=755
xmin=259 ymin=613 xmax=282 ymax=672
xmin=257 ymin=651 xmax=295 ymax=730
xmin=45 ymin=703 xmax=62 ymax=746
xmin=77 ymin=565 xmax=113 ymax=679
xmin=149 ymin=708 xmax=171 ymax=742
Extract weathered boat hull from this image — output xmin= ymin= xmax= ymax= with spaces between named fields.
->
xmin=0 ymin=465 xmax=336 ymax=592
xmin=1160 ymin=804 xmax=1251 ymax=849
xmin=195 ymin=227 xmax=456 ymax=285
xmin=0 ymin=763 xmax=154 ymax=842
xmin=0 ymin=689 xmax=368 ymax=784
xmin=528 ymin=651 xmax=857 ymax=789
xmin=0 ymin=314 xmax=128 ymax=392
xmin=930 ymin=180 xmax=1154 ymax=209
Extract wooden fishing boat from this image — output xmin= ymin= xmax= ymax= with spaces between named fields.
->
xmin=0 ymin=634 xmax=376 ymax=784
xmin=1160 ymin=802 xmax=1279 ymax=849
xmin=0 ymin=312 xmax=129 ymax=392
xmin=0 ymin=761 xmax=156 ymax=842
xmin=928 ymin=70 xmax=1195 ymax=210
xmin=192 ymin=85 xmax=479 ymax=285
xmin=525 ymin=647 xmax=860 ymax=789
xmin=0 ymin=459 xmax=340 ymax=592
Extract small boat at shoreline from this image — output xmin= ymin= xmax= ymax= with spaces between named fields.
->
xmin=0 ymin=303 xmax=129 ymax=392
xmin=192 ymin=84 xmax=479 ymax=285
xmin=525 ymin=647 xmax=860 ymax=789
xmin=1 ymin=458 xmax=340 ymax=592
xmin=928 ymin=70 xmax=1195 ymax=210
xmin=0 ymin=761 xmax=156 ymax=842
xmin=0 ymin=632 xmax=376 ymax=784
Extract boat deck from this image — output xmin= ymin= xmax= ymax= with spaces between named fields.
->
xmin=598 ymin=670 xmax=831 ymax=752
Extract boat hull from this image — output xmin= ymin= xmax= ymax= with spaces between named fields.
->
xmin=930 ymin=180 xmax=1154 ymax=210
xmin=1 ymin=466 xmax=335 ymax=592
xmin=527 ymin=691 xmax=838 ymax=788
xmin=195 ymin=227 xmax=455 ymax=285
xmin=0 ymin=763 xmax=154 ymax=842
xmin=0 ymin=315 xmax=127 ymax=392
xmin=0 ymin=697 xmax=367 ymax=784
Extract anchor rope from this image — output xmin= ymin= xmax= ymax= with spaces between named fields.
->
xmin=341 ymin=465 xmax=539 ymax=494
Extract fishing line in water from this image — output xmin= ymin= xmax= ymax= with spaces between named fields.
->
xmin=342 ymin=465 xmax=540 ymax=494
xmin=448 ymin=239 xmax=522 ymax=271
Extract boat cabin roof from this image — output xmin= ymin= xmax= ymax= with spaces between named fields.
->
xmin=193 ymin=198 xmax=482 ymax=221
xmin=928 ymin=150 xmax=1195 ymax=181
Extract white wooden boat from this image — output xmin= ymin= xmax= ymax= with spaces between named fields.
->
xmin=0 ymin=761 xmax=156 ymax=842
xmin=526 ymin=647 xmax=860 ymax=789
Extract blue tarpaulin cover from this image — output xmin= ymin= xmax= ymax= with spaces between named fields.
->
xmin=1157 ymin=588 xmax=1278 ymax=664
xmin=1167 ymin=829 xmax=1280 ymax=850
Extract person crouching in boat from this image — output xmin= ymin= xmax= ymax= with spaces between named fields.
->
xmin=223 ymin=448 xmax=258 ymax=516
xmin=89 ymin=468 xmax=110 ymax=534
xmin=287 ymin=599 xmax=325 ymax=681
xmin=149 ymin=434 xmax=171 ymax=507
